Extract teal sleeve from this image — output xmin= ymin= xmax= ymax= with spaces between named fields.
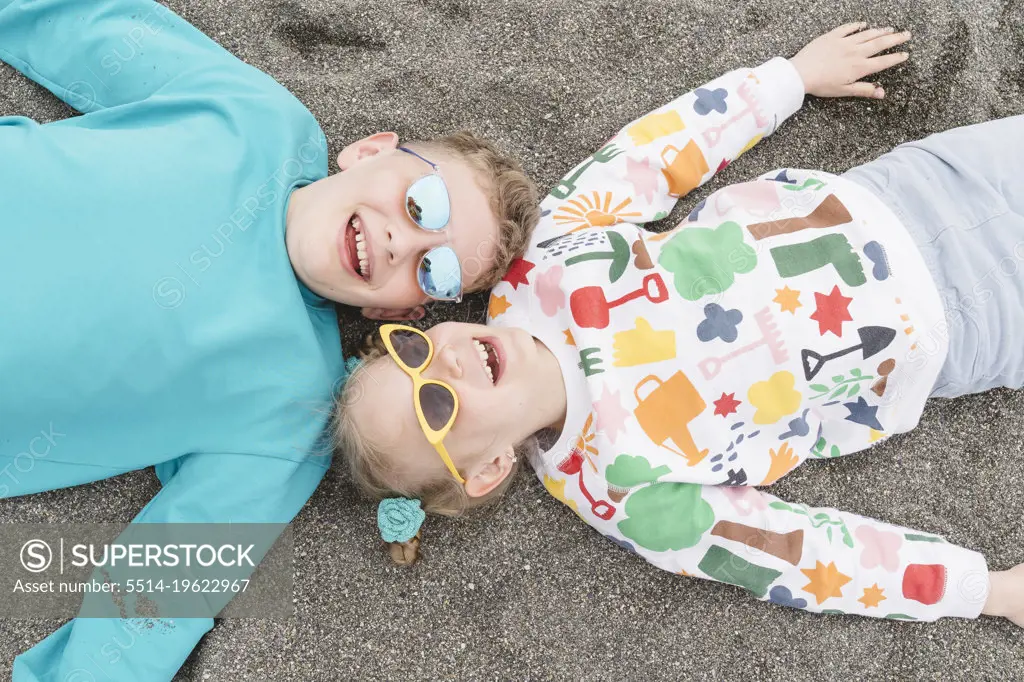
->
xmin=11 ymin=452 xmax=331 ymax=682
xmin=0 ymin=0 xmax=253 ymax=112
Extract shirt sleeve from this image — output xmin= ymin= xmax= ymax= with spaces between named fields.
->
xmin=583 ymin=478 xmax=989 ymax=622
xmin=532 ymin=57 xmax=805 ymax=245
xmin=0 ymin=0 xmax=264 ymax=112
xmin=11 ymin=452 xmax=329 ymax=682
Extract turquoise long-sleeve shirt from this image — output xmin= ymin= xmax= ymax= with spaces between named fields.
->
xmin=0 ymin=0 xmax=345 ymax=678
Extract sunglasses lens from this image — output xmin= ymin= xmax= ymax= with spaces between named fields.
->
xmin=419 ymin=383 xmax=456 ymax=432
xmin=389 ymin=329 xmax=430 ymax=370
xmin=406 ymin=174 xmax=451 ymax=231
xmin=418 ymin=246 xmax=462 ymax=301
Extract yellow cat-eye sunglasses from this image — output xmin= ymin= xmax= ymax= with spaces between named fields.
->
xmin=379 ymin=324 xmax=464 ymax=484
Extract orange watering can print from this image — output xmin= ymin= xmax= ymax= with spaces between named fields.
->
xmin=660 ymin=140 xmax=709 ymax=198
xmin=633 ymin=371 xmax=709 ymax=466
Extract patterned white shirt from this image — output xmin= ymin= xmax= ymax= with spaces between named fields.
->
xmin=487 ymin=58 xmax=986 ymax=621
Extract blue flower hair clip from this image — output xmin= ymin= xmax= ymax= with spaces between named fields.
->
xmin=344 ymin=355 xmax=365 ymax=376
xmin=378 ymin=497 xmax=425 ymax=543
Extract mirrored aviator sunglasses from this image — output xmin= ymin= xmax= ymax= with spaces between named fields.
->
xmin=418 ymin=245 xmax=462 ymax=302
xmin=402 ymin=160 xmax=463 ymax=302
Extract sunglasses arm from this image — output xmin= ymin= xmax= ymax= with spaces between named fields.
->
xmin=434 ymin=442 xmax=466 ymax=485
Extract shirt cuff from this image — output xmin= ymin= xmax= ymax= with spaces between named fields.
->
xmin=936 ymin=547 xmax=989 ymax=620
xmin=752 ymin=57 xmax=806 ymax=131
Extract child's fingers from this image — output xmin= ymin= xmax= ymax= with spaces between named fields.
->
xmin=852 ymin=26 xmax=895 ymax=43
xmin=842 ymin=81 xmax=886 ymax=99
xmin=864 ymin=51 xmax=910 ymax=74
xmin=831 ymin=21 xmax=869 ymax=37
xmin=862 ymin=30 xmax=912 ymax=55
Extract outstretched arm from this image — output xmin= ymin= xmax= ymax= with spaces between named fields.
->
xmin=531 ymin=23 xmax=911 ymax=244
xmin=592 ymin=481 xmax=994 ymax=622
xmin=0 ymin=0 xmax=266 ymax=112
xmin=11 ymin=452 xmax=329 ymax=682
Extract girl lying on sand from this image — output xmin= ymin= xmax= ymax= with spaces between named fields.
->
xmin=337 ymin=23 xmax=1024 ymax=625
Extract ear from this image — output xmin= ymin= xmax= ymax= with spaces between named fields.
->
xmin=361 ymin=305 xmax=427 ymax=321
xmin=463 ymin=446 xmax=516 ymax=499
xmin=337 ymin=132 xmax=400 ymax=171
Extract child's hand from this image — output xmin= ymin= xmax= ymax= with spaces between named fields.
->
xmin=983 ymin=564 xmax=1024 ymax=627
xmin=789 ymin=22 xmax=911 ymax=99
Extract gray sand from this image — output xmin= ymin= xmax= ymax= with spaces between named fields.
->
xmin=2 ymin=0 xmax=1023 ymax=679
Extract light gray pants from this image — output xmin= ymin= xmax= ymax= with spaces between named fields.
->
xmin=844 ymin=116 xmax=1024 ymax=398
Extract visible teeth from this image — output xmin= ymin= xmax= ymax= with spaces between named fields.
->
xmin=355 ymin=232 xmax=364 ymax=244
xmin=473 ymin=340 xmax=493 ymax=381
xmin=358 ymin=257 xmax=369 ymax=276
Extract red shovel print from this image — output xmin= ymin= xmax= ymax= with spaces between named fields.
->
xmin=570 ymin=273 xmax=669 ymax=329
xmin=556 ymin=447 xmax=615 ymax=520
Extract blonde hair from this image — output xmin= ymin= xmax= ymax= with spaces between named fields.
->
xmin=333 ymin=335 xmax=534 ymax=517
xmin=407 ymin=132 xmax=539 ymax=291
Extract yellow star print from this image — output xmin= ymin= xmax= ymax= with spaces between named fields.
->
xmin=858 ymin=584 xmax=886 ymax=609
xmin=801 ymin=561 xmax=852 ymax=605
xmin=488 ymin=294 xmax=511 ymax=319
xmin=564 ymin=329 xmax=576 ymax=346
xmin=774 ymin=286 xmax=802 ymax=314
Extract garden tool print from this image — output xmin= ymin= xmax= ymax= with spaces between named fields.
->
xmin=697 ymin=307 xmax=788 ymax=380
xmin=701 ymin=78 xmax=769 ymax=147
xmin=578 ymin=347 xmax=606 ymax=376
xmin=556 ymin=446 xmax=615 ymax=520
xmin=571 ymin=273 xmax=669 ymax=329
xmin=550 ymin=144 xmax=626 ymax=200
xmin=802 ymin=327 xmax=897 ymax=381
xmin=711 ymin=520 xmax=804 ymax=565
xmin=633 ymin=372 xmax=709 ymax=465
xmin=747 ymin=194 xmax=853 ymax=240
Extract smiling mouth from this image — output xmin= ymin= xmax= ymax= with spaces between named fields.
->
xmin=345 ymin=214 xmax=371 ymax=281
xmin=472 ymin=338 xmax=502 ymax=385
